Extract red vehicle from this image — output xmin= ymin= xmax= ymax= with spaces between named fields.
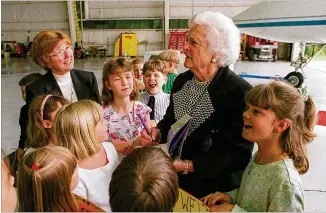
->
xmin=1 ymin=41 xmax=27 ymax=57
xmin=246 ymin=36 xmax=278 ymax=62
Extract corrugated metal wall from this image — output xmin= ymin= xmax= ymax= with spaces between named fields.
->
xmin=82 ymin=0 xmax=259 ymax=56
xmin=1 ymin=0 xmax=261 ymax=56
xmin=1 ymin=1 xmax=70 ymax=43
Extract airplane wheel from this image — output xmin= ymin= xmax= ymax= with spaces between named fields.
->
xmin=285 ymin=72 xmax=304 ymax=88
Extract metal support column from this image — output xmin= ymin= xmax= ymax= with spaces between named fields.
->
xmin=67 ymin=1 xmax=77 ymax=44
xmin=164 ymin=0 xmax=170 ymax=49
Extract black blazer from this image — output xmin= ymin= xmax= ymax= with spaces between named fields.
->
xmin=158 ymin=67 xmax=254 ymax=198
xmin=26 ymin=69 xmax=100 ymax=105
xmin=19 ymin=69 xmax=100 ymax=148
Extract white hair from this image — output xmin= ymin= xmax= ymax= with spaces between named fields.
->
xmin=188 ymin=11 xmax=240 ymax=67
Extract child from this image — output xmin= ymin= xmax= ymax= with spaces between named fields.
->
xmin=55 ymin=100 xmax=120 ymax=212
xmin=1 ymin=156 xmax=17 ymax=212
xmin=201 ymin=81 xmax=316 ymax=212
xmin=139 ymin=59 xmax=170 ymax=124
xmin=25 ymin=94 xmax=69 ymax=155
xmin=101 ymin=57 xmax=152 ymax=156
xmin=132 ymin=58 xmax=145 ymax=91
xmin=17 ymin=146 xmax=104 ymax=212
xmin=109 ymin=146 xmax=179 ymax=212
xmin=18 ymin=73 xmax=42 ymax=149
xmin=158 ymin=49 xmax=180 ymax=94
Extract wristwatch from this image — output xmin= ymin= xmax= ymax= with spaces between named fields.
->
xmin=183 ymin=159 xmax=189 ymax=175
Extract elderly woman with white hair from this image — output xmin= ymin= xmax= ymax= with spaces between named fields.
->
xmin=141 ymin=11 xmax=254 ymax=198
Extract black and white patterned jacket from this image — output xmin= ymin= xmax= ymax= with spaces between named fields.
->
xmin=158 ymin=66 xmax=254 ymax=198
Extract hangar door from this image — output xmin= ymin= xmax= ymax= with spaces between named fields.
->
xmin=1 ymin=1 xmax=70 ymax=44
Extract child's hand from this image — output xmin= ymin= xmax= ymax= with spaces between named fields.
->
xmin=209 ymin=204 xmax=234 ymax=212
xmin=112 ymin=140 xmax=132 ymax=155
xmin=201 ymin=192 xmax=233 ymax=207
xmin=140 ymin=127 xmax=160 ymax=144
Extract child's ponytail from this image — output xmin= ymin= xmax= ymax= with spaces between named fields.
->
xmin=303 ymin=96 xmax=317 ymax=143
xmin=17 ymin=147 xmax=78 ymax=212
xmin=32 ymin=171 xmax=44 ymax=212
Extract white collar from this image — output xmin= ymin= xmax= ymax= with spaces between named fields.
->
xmin=145 ymin=91 xmax=165 ymax=98
xmin=53 ymin=71 xmax=71 ymax=84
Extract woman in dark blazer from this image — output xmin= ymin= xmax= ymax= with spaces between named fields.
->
xmin=21 ymin=31 xmax=100 ymax=148
xmin=142 ymin=11 xmax=253 ymax=199
xmin=26 ymin=31 xmax=99 ymax=104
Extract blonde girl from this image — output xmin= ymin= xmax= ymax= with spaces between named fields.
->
xmin=101 ymin=57 xmax=152 ymax=156
xmin=25 ymin=94 xmax=69 ymax=155
xmin=55 ymin=100 xmax=119 ymax=212
xmin=17 ymin=146 xmax=104 ymax=212
xmin=202 ymin=81 xmax=316 ymax=212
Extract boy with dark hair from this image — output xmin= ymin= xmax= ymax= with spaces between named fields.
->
xmin=139 ymin=59 xmax=170 ymax=125
xmin=18 ymin=73 xmax=42 ymax=148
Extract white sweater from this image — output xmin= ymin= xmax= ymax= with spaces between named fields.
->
xmin=72 ymin=142 xmax=120 ymax=212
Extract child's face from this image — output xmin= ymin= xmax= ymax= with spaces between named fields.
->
xmin=143 ymin=69 xmax=167 ymax=95
xmin=70 ymin=167 xmax=79 ymax=191
xmin=133 ymin=63 xmax=144 ymax=81
xmin=1 ymin=161 xmax=17 ymax=212
xmin=242 ymin=104 xmax=280 ymax=143
xmin=105 ymin=71 xmax=134 ymax=99
xmin=20 ymin=86 xmax=26 ymax=102
xmin=95 ymin=116 xmax=109 ymax=142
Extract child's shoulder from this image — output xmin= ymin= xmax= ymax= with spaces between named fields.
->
xmin=135 ymin=101 xmax=148 ymax=108
xmin=271 ymin=159 xmax=303 ymax=189
xmin=134 ymin=101 xmax=151 ymax=112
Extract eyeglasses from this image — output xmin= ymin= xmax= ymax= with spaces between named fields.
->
xmin=50 ymin=46 xmax=74 ymax=60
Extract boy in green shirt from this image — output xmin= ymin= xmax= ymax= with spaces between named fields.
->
xmin=159 ymin=50 xmax=179 ymax=94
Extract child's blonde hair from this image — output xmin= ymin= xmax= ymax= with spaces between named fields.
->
xmin=109 ymin=146 xmax=179 ymax=212
xmin=17 ymin=146 xmax=78 ymax=212
xmin=27 ymin=94 xmax=69 ymax=148
xmin=101 ymin=57 xmax=139 ymax=106
xmin=158 ymin=49 xmax=180 ymax=64
xmin=55 ymin=100 xmax=102 ymax=161
xmin=245 ymin=81 xmax=316 ymax=174
xmin=132 ymin=58 xmax=144 ymax=65
xmin=143 ymin=59 xmax=167 ymax=76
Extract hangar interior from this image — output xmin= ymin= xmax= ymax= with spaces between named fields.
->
xmin=1 ymin=0 xmax=326 ymax=212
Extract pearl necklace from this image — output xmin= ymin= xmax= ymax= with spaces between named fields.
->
xmin=194 ymin=71 xmax=218 ymax=85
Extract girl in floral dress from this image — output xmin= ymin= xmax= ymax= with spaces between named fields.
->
xmin=101 ymin=57 xmax=152 ymax=157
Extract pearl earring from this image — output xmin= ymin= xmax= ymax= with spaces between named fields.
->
xmin=211 ymin=58 xmax=217 ymax=63
xmin=273 ymin=132 xmax=277 ymax=136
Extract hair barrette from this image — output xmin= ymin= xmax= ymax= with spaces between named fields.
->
xmin=31 ymin=164 xmax=40 ymax=171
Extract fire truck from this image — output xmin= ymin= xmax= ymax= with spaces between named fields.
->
xmin=245 ymin=35 xmax=278 ymax=62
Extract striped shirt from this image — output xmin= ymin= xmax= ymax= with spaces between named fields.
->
xmin=139 ymin=91 xmax=170 ymax=124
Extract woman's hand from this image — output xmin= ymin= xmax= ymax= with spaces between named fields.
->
xmin=140 ymin=127 xmax=161 ymax=145
xmin=173 ymin=159 xmax=194 ymax=173
xmin=112 ymin=140 xmax=132 ymax=155
xmin=209 ymin=204 xmax=234 ymax=212
xmin=201 ymin=192 xmax=233 ymax=207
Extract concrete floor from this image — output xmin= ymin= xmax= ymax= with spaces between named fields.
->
xmin=1 ymin=56 xmax=326 ymax=211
